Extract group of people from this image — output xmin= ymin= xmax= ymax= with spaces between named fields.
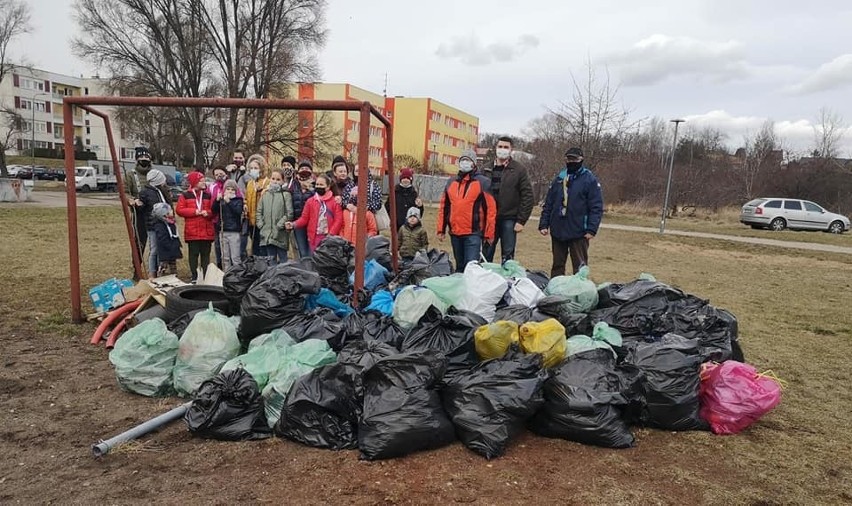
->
xmin=125 ymin=148 xmax=431 ymax=282
xmin=437 ymin=137 xmax=603 ymax=277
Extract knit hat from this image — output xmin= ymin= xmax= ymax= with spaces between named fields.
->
xmin=152 ymin=202 xmax=171 ymax=221
xmin=331 ymin=155 xmax=347 ymax=170
xmin=297 ymin=160 xmax=313 ymax=173
xmin=134 ymin=146 xmax=151 ymax=160
xmin=146 ymin=169 xmax=166 ymax=187
xmin=459 ymin=149 xmax=477 ymax=164
xmin=187 ymin=171 xmax=205 ymax=188
xmin=400 ymin=168 xmax=414 ymax=181
xmin=282 ymin=155 xmax=297 ymax=167
xmin=406 ymin=207 xmax=421 ymax=220
xmin=224 ymin=180 xmax=239 ymax=192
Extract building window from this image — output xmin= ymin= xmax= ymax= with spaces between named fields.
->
xmin=86 ymin=139 xmax=91 ymax=145
xmin=86 ymin=127 xmax=91 ymax=134
xmin=19 ymin=78 xmax=45 ymax=91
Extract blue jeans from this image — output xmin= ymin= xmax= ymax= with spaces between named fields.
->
xmin=483 ymin=219 xmax=517 ymax=263
xmin=147 ymin=232 xmax=158 ymax=277
xmin=293 ymin=227 xmax=311 ymax=258
xmin=266 ymin=245 xmax=288 ymax=264
xmin=450 ymin=234 xmax=482 ymax=273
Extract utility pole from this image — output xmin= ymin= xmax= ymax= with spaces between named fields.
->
xmin=660 ymin=118 xmax=684 ymax=234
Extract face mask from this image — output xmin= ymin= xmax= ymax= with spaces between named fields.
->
xmin=233 ymin=160 xmax=244 ymax=168
xmin=495 ymin=148 xmax=511 ymax=160
xmin=249 ymin=168 xmax=260 ymax=179
xmin=215 ymin=175 xmax=226 ymax=182
xmin=268 ymin=183 xmax=282 ymax=193
xmin=315 ymin=187 xmax=327 ymax=196
xmin=565 ymin=161 xmax=582 ymax=173
xmin=138 ymin=160 xmax=151 ymax=168
xmin=459 ymin=160 xmax=474 ymax=172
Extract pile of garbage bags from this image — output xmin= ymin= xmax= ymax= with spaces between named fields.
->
xmin=108 ymin=244 xmax=782 ymax=459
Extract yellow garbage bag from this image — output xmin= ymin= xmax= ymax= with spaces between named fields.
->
xmin=519 ymin=319 xmax=567 ymax=368
xmin=474 ymin=321 xmax=520 ymax=360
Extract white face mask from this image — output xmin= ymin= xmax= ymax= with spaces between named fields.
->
xmin=495 ymin=147 xmax=511 ymax=160
xmin=249 ymin=168 xmax=260 ymax=180
xmin=459 ymin=160 xmax=474 ymax=172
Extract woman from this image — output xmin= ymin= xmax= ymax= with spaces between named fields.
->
xmin=286 ymin=175 xmax=343 ymax=252
xmin=139 ymin=169 xmax=173 ymax=279
xmin=244 ymin=154 xmax=269 ymax=256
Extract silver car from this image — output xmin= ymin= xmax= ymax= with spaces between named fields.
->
xmin=740 ymin=198 xmax=850 ymax=233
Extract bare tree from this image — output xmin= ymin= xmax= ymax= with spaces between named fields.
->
xmin=0 ymin=0 xmax=31 ymax=176
xmin=812 ymin=107 xmax=848 ymax=159
xmin=739 ymin=120 xmax=778 ymax=200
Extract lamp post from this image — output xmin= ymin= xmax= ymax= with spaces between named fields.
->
xmin=30 ymin=92 xmax=50 ymax=177
xmin=660 ymin=119 xmax=685 ymax=234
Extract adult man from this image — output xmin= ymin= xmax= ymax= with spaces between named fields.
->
xmin=538 ymin=148 xmax=603 ymax=277
xmin=289 ymin=160 xmax=315 ymax=258
xmin=124 ymin=146 xmax=153 ymax=279
xmin=482 ymin=136 xmax=533 ymax=263
xmin=231 ymin=148 xmax=249 ymax=194
xmin=385 ymin=167 xmax=424 ymax=233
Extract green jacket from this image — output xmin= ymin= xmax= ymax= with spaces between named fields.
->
xmin=398 ymin=221 xmax=429 ymax=258
xmin=257 ymin=189 xmax=294 ymax=249
xmin=124 ymin=164 xmax=149 ymax=199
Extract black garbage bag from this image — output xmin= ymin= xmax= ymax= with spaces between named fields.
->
xmin=366 ymin=235 xmax=393 ymax=272
xmin=536 ymin=296 xmax=589 ymax=335
xmin=660 ymin=297 xmax=736 ymax=362
xmin=442 ymin=350 xmax=548 ymax=459
xmin=595 ymin=279 xmax=687 ymax=309
xmin=400 ymin=307 xmax=486 ymax=376
xmin=314 ymin=236 xmax=354 ymax=279
xmin=167 ymin=308 xmax=205 ymax=338
xmin=276 ymin=340 xmax=397 ymax=449
xmin=493 ymin=305 xmax=550 ymax=325
xmin=223 ymin=256 xmax=278 ymax=312
xmin=184 ymin=368 xmax=271 ymax=441
xmin=526 ymin=270 xmax=550 ymax=291
xmin=623 ymin=333 xmax=707 ymax=431
xmin=393 ymin=248 xmax=454 ymax=286
xmin=279 ymin=308 xmax=348 ymax=351
xmin=343 ymin=311 xmax=404 ymax=350
xmin=582 ymin=288 xmax=675 ymax=339
xmin=358 ymin=350 xmax=455 ymax=460
xmin=529 ymin=348 xmax=642 ymax=449
xmin=238 ymin=264 xmax=321 ymax=340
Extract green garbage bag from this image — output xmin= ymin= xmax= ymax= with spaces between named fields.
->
xmin=248 ymin=329 xmax=296 ymax=352
xmin=544 ymin=266 xmax=598 ymax=313
xmin=393 ymin=286 xmax=448 ymax=330
xmin=481 ymin=260 xmax=527 ymax=279
xmin=566 ymin=322 xmax=623 ymax=358
xmin=221 ymin=343 xmax=284 ymax=391
xmin=422 ymin=274 xmax=466 ymax=307
xmin=173 ymin=305 xmax=241 ymax=397
xmin=289 ymin=339 xmax=337 ymax=368
xmin=262 ymin=361 xmax=314 ymax=428
xmin=109 ymin=318 xmax=179 ymax=397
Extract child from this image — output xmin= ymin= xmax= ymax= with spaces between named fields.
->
xmin=212 ymin=180 xmax=244 ymax=270
xmin=286 ymin=175 xmax=343 ymax=252
xmin=151 ymin=202 xmax=183 ymax=276
xmin=340 ymin=186 xmax=378 ymax=244
xmin=256 ymin=169 xmax=294 ymax=264
xmin=176 ymin=171 xmax=215 ymax=283
xmin=398 ymin=207 xmax=429 ymax=262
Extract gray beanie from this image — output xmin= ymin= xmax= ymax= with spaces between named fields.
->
xmin=459 ymin=149 xmax=477 ymax=165
xmin=146 ymin=169 xmax=166 ymax=187
xmin=152 ymin=202 xmax=171 ymax=221
xmin=406 ymin=207 xmax=421 ymax=220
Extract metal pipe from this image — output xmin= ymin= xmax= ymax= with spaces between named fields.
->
xmin=660 ymin=119 xmax=684 ymax=234
xmin=385 ymin=120 xmax=398 ymax=274
xmin=80 ymin=105 xmax=144 ymax=280
xmin=92 ymin=402 xmax=191 ymax=457
xmin=64 ymin=101 xmax=83 ymax=322
xmin=353 ymin=103 xmax=371 ymax=305
xmin=64 ymin=96 xmax=369 ymax=111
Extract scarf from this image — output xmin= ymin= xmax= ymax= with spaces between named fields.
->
xmin=316 ymin=197 xmax=329 ymax=236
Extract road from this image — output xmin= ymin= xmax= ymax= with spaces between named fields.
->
xmin=0 ymin=190 xmax=121 ymax=208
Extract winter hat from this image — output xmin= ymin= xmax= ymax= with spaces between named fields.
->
xmin=152 ymin=202 xmax=171 ymax=221
xmin=565 ymin=147 xmax=584 ymax=159
xmin=297 ymin=160 xmax=313 ymax=174
xmin=146 ymin=169 xmax=166 ymax=187
xmin=400 ymin=168 xmax=414 ymax=181
xmin=406 ymin=207 xmax=421 ymax=220
xmin=282 ymin=155 xmax=297 ymax=167
xmin=331 ymin=155 xmax=347 ymax=170
xmin=134 ymin=146 xmax=151 ymax=160
xmin=459 ymin=149 xmax=477 ymax=164
xmin=224 ymin=180 xmax=239 ymax=192
xmin=187 ymin=171 xmax=205 ymax=188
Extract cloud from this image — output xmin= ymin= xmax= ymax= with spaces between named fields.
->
xmin=786 ymin=54 xmax=852 ymax=94
xmin=604 ymin=34 xmax=750 ymax=86
xmin=435 ymin=34 xmax=539 ymax=66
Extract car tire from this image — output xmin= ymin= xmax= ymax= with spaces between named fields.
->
xmin=81 ymin=185 xmax=91 ymax=193
xmin=770 ymin=217 xmax=786 ymax=231
xmin=828 ymin=221 xmax=845 ymax=234
xmin=164 ymin=285 xmax=230 ymax=321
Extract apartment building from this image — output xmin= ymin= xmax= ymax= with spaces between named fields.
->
xmin=1 ymin=67 xmax=141 ymax=162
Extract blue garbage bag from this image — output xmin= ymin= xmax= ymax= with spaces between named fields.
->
xmin=305 ymin=288 xmax=355 ymax=317
xmin=365 ymin=290 xmax=394 ymax=316
xmin=349 ymin=259 xmax=389 ymax=292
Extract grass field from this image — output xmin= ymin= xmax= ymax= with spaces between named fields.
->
xmin=1 ymin=205 xmax=851 ymax=504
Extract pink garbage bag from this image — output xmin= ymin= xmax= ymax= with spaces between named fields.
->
xmin=699 ymin=361 xmax=782 ymax=435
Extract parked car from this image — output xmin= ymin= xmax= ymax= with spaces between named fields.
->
xmin=33 ymin=167 xmax=52 ymax=180
xmin=46 ymin=169 xmax=66 ymax=181
xmin=740 ymin=198 xmax=850 ymax=234
xmin=6 ymin=165 xmax=23 ymax=176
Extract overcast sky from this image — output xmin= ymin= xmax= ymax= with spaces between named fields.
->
xmin=13 ymin=0 xmax=852 ymax=154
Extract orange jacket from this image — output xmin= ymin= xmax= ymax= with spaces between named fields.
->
xmin=341 ymin=208 xmax=378 ymax=244
xmin=437 ymin=172 xmax=496 ymax=242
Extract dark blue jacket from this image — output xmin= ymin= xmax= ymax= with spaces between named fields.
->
xmin=288 ymin=180 xmax=314 ymax=219
xmin=152 ymin=220 xmax=183 ymax=262
xmin=212 ymin=196 xmax=244 ymax=233
xmin=539 ymin=167 xmax=603 ymax=241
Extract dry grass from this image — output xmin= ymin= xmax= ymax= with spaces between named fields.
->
xmin=1 ymin=205 xmax=852 ymax=503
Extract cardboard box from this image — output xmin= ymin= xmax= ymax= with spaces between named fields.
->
xmin=89 ymin=278 xmax=135 ymax=313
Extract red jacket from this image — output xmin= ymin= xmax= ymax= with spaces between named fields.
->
xmin=293 ymin=191 xmax=343 ymax=251
xmin=341 ymin=209 xmax=378 ymax=245
xmin=437 ymin=172 xmax=497 ymax=242
xmin=176 ymin=189 xmax=216 ymax=241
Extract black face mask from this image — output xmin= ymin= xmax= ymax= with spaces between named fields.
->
xmin=315 ymin=187 xmax=327 ymax=196
xmin=565 ymin=161 xmax=582 ymax=173
xmin=138 ymin=160 xmax=151 ymax=169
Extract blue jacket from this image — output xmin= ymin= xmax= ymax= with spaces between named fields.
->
xmin=212 ymin=196 xmax=244 ymax=233
xmin=539 ymin=167 xmax=603 ymax=241
xmin=288 ymin=179 xmax=314 ymax=219
xmin=152 ymin=220 xmax=183 ymax=262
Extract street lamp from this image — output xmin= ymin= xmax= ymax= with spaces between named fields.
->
xmin=660 ymin=118 xmax=685 ymax=234
xmin=30 ymin=91 xmax=51 ymax=177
